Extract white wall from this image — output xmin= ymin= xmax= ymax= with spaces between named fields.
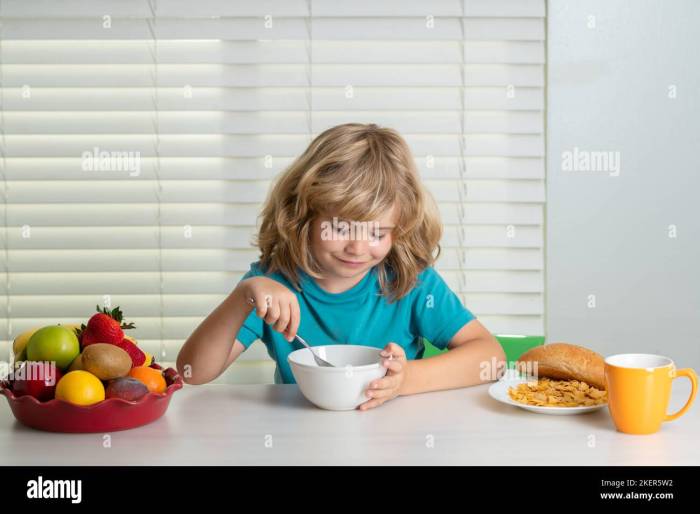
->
xmin=547 ymin=0 xmax=700 ymax=368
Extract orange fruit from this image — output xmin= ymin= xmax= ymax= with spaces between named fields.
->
xmin=55 ymin=371 xmax=105 ymax=406
xmin=128 ymin=366 xmax=166 ymax=394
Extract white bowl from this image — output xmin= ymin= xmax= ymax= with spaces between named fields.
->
xmin=288 ymin=345 xmax=388 ymax=411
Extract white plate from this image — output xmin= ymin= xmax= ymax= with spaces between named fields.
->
xmin=488 ymin=373 xmax=608 ymax=416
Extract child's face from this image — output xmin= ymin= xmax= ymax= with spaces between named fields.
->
xmin=310 ymin=205 xmax=397 ymax=280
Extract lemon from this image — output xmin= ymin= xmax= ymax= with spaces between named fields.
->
xmin=12 ymin=327 xmax=39 ymax=361
xmin=55 ymin=371 xmax=105 ymax=406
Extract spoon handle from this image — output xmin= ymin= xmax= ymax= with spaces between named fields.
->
xmin=294 ymin=334 xmax=310 ymax=348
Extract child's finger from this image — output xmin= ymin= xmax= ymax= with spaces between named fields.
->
xmin=381 ymin=342 xmax=405 ymax=360
xmin=250 ymin=294 xmax=269 ymax=318
xmin=264 ymin=298 xmax=281 ymax=325
xmin=382 ymin=358 xmax=403 ymax=373
xmin=365 ymin=386 xmax=394 ymax=400
xmin=368 ymin=376 xmax=397 ymax=391
xmin=358 ymin=398 xmax=384 ymax=411
xmin=286 ymin=299 xmax=301 ymax=342
xmin=273 ymin=302 xmax=291 ymax=333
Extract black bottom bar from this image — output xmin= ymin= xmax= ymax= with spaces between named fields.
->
xmin=2 ymin=465 xmax=695 ymax=507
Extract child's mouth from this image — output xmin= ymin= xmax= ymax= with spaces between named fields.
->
xmin=335 ymin=256 xmax=368 ymax=268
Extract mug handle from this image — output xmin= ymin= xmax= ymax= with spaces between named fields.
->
xmin=665 ymin=368 xmax=698 ymax=422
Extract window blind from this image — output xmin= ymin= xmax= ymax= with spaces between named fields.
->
xmin=0 ymin=0 xmax=546 ymax=374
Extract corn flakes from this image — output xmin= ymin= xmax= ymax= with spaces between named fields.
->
xmin=508 ymin=377 xmax=607 ymax=407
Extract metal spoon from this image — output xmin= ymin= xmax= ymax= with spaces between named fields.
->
xmin=294 ymin=334 xmax=335 ymax=367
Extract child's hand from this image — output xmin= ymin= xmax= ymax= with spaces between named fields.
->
xmin=238 ymin=276 xmax=300 ymax=342
xmin=358 ymin=342 xmax=407 ymax=411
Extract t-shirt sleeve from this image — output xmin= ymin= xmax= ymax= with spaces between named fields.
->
xmin=234 ymin=263 xmax=265 ymax=350
xmin=411 ymin=267 xmax=476 ymax=350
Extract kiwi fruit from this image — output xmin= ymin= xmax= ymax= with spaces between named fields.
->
xmin=81 ymin=343 xmax=132 ymax=380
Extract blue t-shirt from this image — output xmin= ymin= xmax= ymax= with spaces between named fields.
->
xmin=235 ymin=261 xmax=476 ymax=384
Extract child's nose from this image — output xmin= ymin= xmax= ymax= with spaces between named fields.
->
xmin=344 ymin=238 xmax=368 ymax=255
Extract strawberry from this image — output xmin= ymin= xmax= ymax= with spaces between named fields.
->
xmin=115 ymin=338 xmax=146 ymax=367
xmin=80 ymin=328 xmax=108 ymax=347
xmin=78 ymin=305 xmax=135 ymax=348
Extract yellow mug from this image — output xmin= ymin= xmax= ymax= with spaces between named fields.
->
xmin=604 ymin=354 xmax=697 ymax=435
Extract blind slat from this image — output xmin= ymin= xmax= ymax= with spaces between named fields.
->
xmin=0 ymin=134 xmax=545 ymax=157
xmin=1 ymin=291 xmax=544 ymax=319
xmin=0 ymin=18 xmax=544 ymax=41
xmin=0 ymin=63 xmax=544 ymax=88
xmin=0 ymin=110 xmax=544 ymax=135
xmin=1 ymin=40 xmax=545 ymax=65
xmin=0 ymin=270 xmax=543 ymax=296
xmin=0 ymin=315 xmax=543 ymax=344
xmin=3 ymin=156 xmax=544 ymax=180
xmin=1 ymin=225 xmax=543 ymax=249
xmin=1 ymin=0 xmax=546 ymax=19
xmin=3 ymin=248 xmax=543 ymax=273
xmin=4 ymin=202 xmax=543 ymax=226
xmin=0 ymin=87 xmax=544 ymax=111
xmin=2 ymin=179 xmax=544 ymax=203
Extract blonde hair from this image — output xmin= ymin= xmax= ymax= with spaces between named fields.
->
xmin=255 ymin=123 xmax=442 ymax=301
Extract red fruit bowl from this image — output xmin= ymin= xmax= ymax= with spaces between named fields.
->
xmin=0 ymin=364 xmax=184 ymax=433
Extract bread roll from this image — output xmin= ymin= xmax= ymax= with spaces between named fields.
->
xmin=516 ymin=342 xmax=606 ymax=390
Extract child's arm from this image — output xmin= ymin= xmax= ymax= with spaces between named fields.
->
xmin=399 ymin=319 xmax=505 ymax=396
xmin=176 ymin=276 xmax=300 ymax=385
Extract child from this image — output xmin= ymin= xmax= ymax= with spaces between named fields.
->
xmin=177 ymin=123 xmax=506 ymax=410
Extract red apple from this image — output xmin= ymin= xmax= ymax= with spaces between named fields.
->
xmin=11 ymin=361 xmax=63 ymax=401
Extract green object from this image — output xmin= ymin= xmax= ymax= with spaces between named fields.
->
xmin=422 ymin=337 xmax=446 ymax=358
xmin=495 ymin=335 xmax=545 ymax=367
xmin=26 ymin=325 xmax=81 ymax=370
xmin=422 ymin=334 xmax=544 ymax=368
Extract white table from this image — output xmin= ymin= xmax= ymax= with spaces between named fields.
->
xmin=2 ymin=382 xmax=698 ymax=465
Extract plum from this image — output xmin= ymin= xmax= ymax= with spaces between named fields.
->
xmin=105 ymin=377 xmax=149 ymax=401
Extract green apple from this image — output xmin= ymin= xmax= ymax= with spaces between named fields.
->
xmin=26 ymin=325 xmax=80 ymax=371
